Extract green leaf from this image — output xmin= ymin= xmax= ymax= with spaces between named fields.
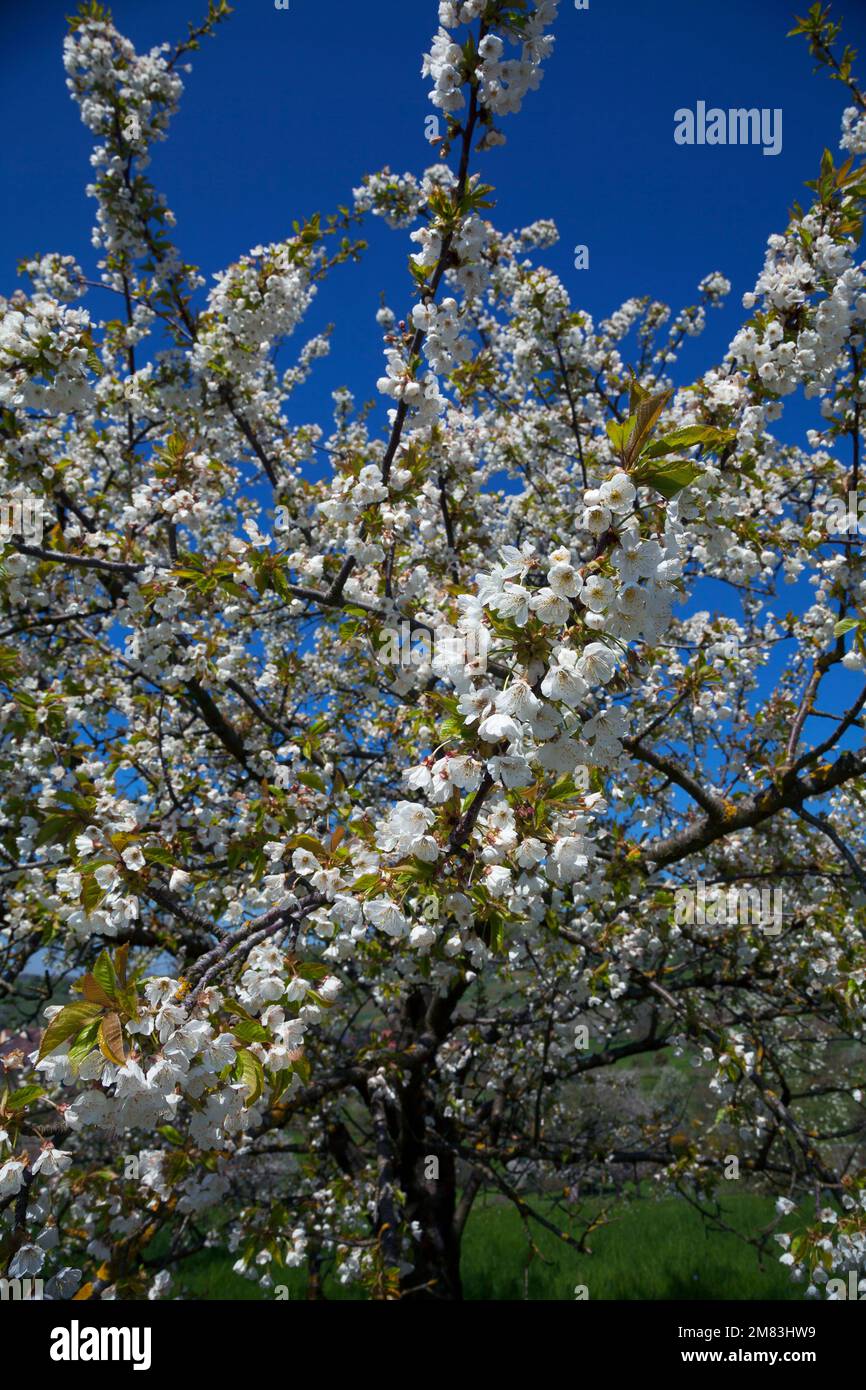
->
xmin=291 ymin=1053 xmax=311 ymax=1085
xmin=297 ymin=962 xmax=329 ymax=981
xmin=5 ymin=1084 xmax=45 ymax=1111
xmin=144 ymin=844 xmax=174 ymax=867
xmin=605 ymin=415 xmax=637 ymax=455
xmin=297 ymin=772 xmax=325 ymax=792
xmin=218 ymin=577 xmax=248 ymax=600
xmin=350 ymin=872 xmax=383 ymax=896
xmin=92 ymin=949 xmax=118 ymax=998
xmin=834 ymin=617 xmax=862 ymax=636
xmin=157 ymin=1124 xmax=185 ymax=1146
xmin=219 ymin=999 xmax=258 ymax=1024
xmin=234 ymin=1047 xmax=265 ymax=1106
xmin=226 ymin=841 xmax=250 ymax=872
xmin=288 ymin=834 xmax=326 ymax=858
xmin=642 ymin=425 xmax=735 ymax=460
xmin=231 ymin=1019 xmax=270 ymax=1045
xmin=486 ymin=914 xmax=505 ymax=953
xmin=37 ymin=1001 xmax=103 ymax=1061
xmin=67 ymin=1018 xmax=102 ymax=1070
xmin=633 ymin=457 xmax=702 ymax=499
xmin=35 ymin=815 xmax=75 ymax=849
xmin=268 ymin=1069 xmax=292 ymax=1106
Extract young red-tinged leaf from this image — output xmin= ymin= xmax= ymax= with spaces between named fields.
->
xmin=330 ymin=825 xmax=346 ymax=851
xmin=79 ymin=973 xmax=116 ymax=1010
xmin=114 ymin=942 xmax=130 ymax=987
xmin=625 ymin=388 xmax=673 ymax=464
xmin=98 ymin=1012 xmax=126 ymax=1066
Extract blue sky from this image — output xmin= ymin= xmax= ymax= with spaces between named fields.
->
xmin=2 ymin=0 xmax=865 ymax=431
xmin=2 ymin=0 xmax=865 ymax=778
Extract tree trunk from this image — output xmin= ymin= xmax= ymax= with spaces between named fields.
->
xmin=398 ymin=1078 xmax=463 ymax=1300
xmin=401 ymin=1147 xmax=463 ymax=1300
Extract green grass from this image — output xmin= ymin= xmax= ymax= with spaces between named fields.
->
xmin=460 ymin=1192 xmax=797 ymax=1301
xmin=174 ymin=1192 xmax=801 ymax=1301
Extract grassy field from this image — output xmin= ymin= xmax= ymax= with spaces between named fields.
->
xmin=174 ymin=1192 xmax=800 ymax=1301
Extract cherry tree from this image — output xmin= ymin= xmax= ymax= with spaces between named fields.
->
xmin=1 ymin=0 xmax=865 ymax=1301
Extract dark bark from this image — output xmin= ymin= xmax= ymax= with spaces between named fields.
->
xmin=395 ymin=985 xmax=467 ymax=1300
xmin=398 ymin=1089 xmax=463 ymax=1301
